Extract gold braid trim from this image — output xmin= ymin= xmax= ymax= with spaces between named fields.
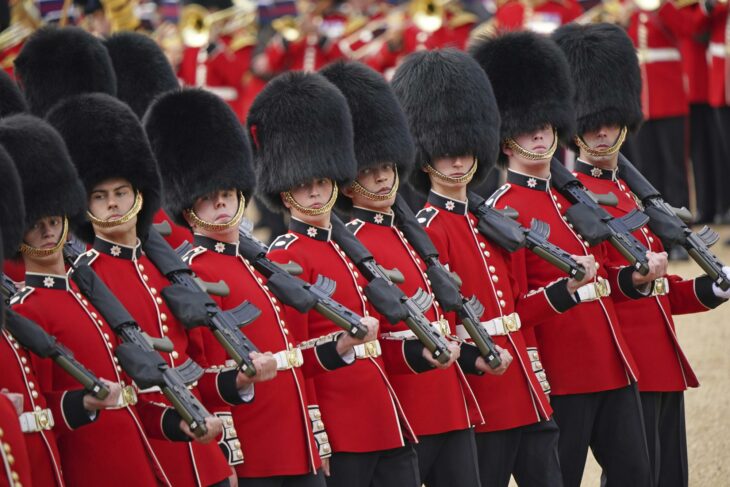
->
xmin=20 ymin=217 xmax=69 ymax=257
xmin=87 ymin=191 xmax=143 ymax=228
xmin=350 ymin=170 xmax=399 ymax=201
xmin=282 ymin=184 xmax=338 ymax=216
xmin=505 ymin=129 xmax=559 ymax=161
xmin=423 ymin=158 xmax=478 ymax=184
xmin=184 ymin=192 xmax=246 ymax=232
xmin=574 ymin=126 xmax=627 ymax=157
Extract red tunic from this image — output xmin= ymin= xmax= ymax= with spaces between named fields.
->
xmin=185 ymin=235 xmax=323 ymax=478
xmin=416 ymin=191 xmax=573 ymax=432
xmin=490 ymin=170 xmax=641 ymax=395
xmin=12 ymin=273 xmax=169 ymax=486
xmin=707 ymin=3 xmax=730 ymax=107
xmin=573 ymin=161 xmax=726 ymax=391
xmin=346 ymin=207 xmax=483 ymax=436
xmin=678 ymin=4 xmax=711 ymax=104
xmin=82 ymin=236 xmax=233 ymax=487
xmin=268 ymin=218 xmax=416 ymax=453
xmin=0 ymin=394 xmax=33 ymax=487
xmin=494 ymin=0 xmax=582 ymax=34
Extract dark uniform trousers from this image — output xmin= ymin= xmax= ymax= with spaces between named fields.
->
xmin=550 ymin=383 xmax=652 ymax=487
xmin=238 ymin=471 xmax=326 ymax=487
xmin=415 ymin=428 xmax=481 ymax=487
xmin=474 ymin=419 xmax=562 ymax=487
xmin=714 ymin=107 xmax=730 ymax=218
xmin=689 ymin=104 xmax=725 ymax=223
xmin=640 ymin=391 xmax=688 ymax=487
xmin=326 ymin=444 xmax=421 ymax=487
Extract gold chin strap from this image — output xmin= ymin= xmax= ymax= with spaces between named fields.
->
xmin=350 ymin=169 xmax=400 ymax=201
xmin=184 ymin=192 xmax=246 ymax=232
xmin=505 ymin=129 xmax=559 ymax=161
xmin=423 ymin=157 xmax=478 ymax=184
xmin=20 ymin=217 xmax=69 ymax=258
xmin=282 ymin=183 xmax=338 ymax=216
xmin=87 ymin=191 xmax=144 ymax=228
xmin=574 ymin=126 xmax=628 ymax=157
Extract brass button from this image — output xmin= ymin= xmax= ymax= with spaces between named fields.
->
xmin=496 ymin=290 xmax=503 ymax=298
xmin=142 ymin=274 xmax=149 ymax=282
xmin=491 ymin=275 xmax=499 ymax=283
xmin=499 ymin=299 xmax=506 ymax=308
xmin=160 ymin=313 xmax=168 ymax=322
xmin=488 ymin=265 xmax=496 ymax=273
xmin=156 ymin=297 xmax=163 ymax=305
xmin=162 ymin=325 xmax=169 ymax=333
xmin=31 ymin=391 xmax=38 ymax=399
xmin=138 ymin=264 xmax=145 ymax=272
xmin=150 ymin=288 xmax=157 ymax=295
xmin=171 ymin=351 xmax=179 ymax=360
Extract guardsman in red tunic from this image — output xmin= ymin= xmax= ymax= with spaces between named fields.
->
xmin=556 ymin=22 xmax=729 ymax=487
xmin=146 ymin=88 xmax=353 ymax=486
xmin=392 ymin=48 xmax=597 ymax=487
xmin=248 ymin=71 xmax=421 ymax=487
xmin=0 ymin=114 xmax=171 ymax=487
xmin=321 ymin=61 xmax=483 ymax=486
xmin=472 ymin=26 xmax=659 ymax=487
xmin=491 ymin=0 xmax=582 ymax=34
xmin=46 ymin=94 xmax=254 ymax=487
xmin=0 ymin=394 xmax=32 ymax=487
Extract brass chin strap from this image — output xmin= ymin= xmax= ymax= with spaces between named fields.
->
xmin=424 ymin=157 xmax=478 ymax=184
xmin=87 ymin=191 xmax=144 ymax=228
xmin=20 ymin=217 xmax=69 ymax=258
xmin=505 ymin=129 xmax=559 ymax=161
xmin=350 ymin=170 xmax=400 ymax=201
xmin=574 ymin=126 xmax=628 ymax=157
xmin=184 ymin=192 xmax=246 ymax=232
xmin=283 ymin=183 xmax=338 ymax=216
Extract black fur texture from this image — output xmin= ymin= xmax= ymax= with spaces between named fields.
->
xmin=390 ymin=49 xmax=501 ymax=194
xmin=0 ymin=145 xmax=25 ymax=255
xmin=0 ymin=70 xmax=27 ymax=118
xmin=145 ymin=88 xmax=255 ymax=227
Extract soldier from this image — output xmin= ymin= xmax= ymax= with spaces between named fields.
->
xmin=320 ymin=60 xmax=483 ymax=486
xmin=490 ymin=0 xmax=582 ymax=35
xmin=45 ymin=93 xmax=257 ymax=487
xmin=145 ymin=87 xmax=369 ymax=486
xmin=0 ymin=114 xmax=169 ymax=487
xmin=554 ymin=22 xmax=730 ymax=487
xmin=248 ymin=71 xmax=419 ymax=487
xmin=391 ymin=48 xmax=594 ymax=487
xmin=471 ymin=29 xmax=659 ymax=487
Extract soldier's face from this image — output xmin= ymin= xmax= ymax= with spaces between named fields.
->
xmin=504 ymin=125 xmax=555 ymax=170
xmin=189 ymin=189 xmax=240 ymax=240
xmin=88 ymin=178 xmax=138 ymax=238
xmin=345 ymin=162 xmax=397 ymax=211
xmin=285 ymin=178 xmax=334 ymax=209
xmin=22 ymin=216 xmax=65 ymax=264
xmin=428 ymin=155 xmax=475 ymax=191
xmin=579 ymin=125 xmax=622 ymax=166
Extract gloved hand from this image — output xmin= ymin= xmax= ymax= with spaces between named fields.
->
xmin=712 ymin=266 xmax=730 ymax=299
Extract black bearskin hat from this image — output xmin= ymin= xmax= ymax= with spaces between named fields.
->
xmin=15 ymin=26 xmax=116 ymax=117
xmin=552 ymin=23 xmax=643 ymax=138
xmin=470 ymin=31 xmax=575 ymax=163
xmin=0 ymin=146 xmax=24 ymax=256
xmin=105 ymin=32 xmax=180 ymax=119
xmin=0 ymin=71 xmax=27 ymax=118
xmin=391 ymin=49 xmax=501 ymax=194
xmin=145 ymin=88 xmax=255 ymax=227
xmin=46 ymin=94 xmax=161 ymax=243
xmin=0 ymin=115 xmax=86 ymax=233
xmin=247 ymin=71 xmax=356 ymax=213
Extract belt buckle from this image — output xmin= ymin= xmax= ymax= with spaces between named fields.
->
xmin=503 ymin=314 xmax=517 ymax=333
xmin=595 ymin=279 xmax=608 ymax=298
xmin=287 ymin=349 xmax=302 ymax=368
xmin=653 ymin=278 xmax=666 ymax=296
xmin=36 ymin=410 xmax=52 ymax=431
xmin=365 ymin=341 xmax=377 ymax=358
xmin=435 ymin=318 xmax=449 ymax=336
xmin=122 ymin=385 xmax=138 ymax=407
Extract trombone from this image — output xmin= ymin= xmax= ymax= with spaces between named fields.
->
xmin=180 ymin=0 xmax=257 ymax=48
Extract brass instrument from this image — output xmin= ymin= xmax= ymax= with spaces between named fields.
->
xmin=0 ymin=0 xmax=41 ymax=56
xmin=181 ymin=0 xmax=257 ymax=48
xmin=100 ymin=0 xmax=141 ymax=33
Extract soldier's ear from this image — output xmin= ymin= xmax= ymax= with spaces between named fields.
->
xmin=280 ymin=192 xmax=292 ymax=210
xmin=340 ymin=184 xmax=354 ymax=199
xmin=501 ymin=143 xmax=513 ymax=158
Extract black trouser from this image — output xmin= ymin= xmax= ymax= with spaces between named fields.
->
xmin=474 ymin=419 xmax=562 ymax=487
xmin=415 ymin=428 xmax=481 ymax=487
xmin=714 ymin=107 xmax=730 ymax=216
xmin=238 ymin=471 xmax=326 ymax=487
xmin=326 ymin=444 xmax=420 ymax=487
xmin=640 ymin=391 xmax=688 ymax=487
xmin=550 ymin=384 xmax=652 ymax=487
xmin=689 ymin=104 xmax=723 ymax=222
xmin=628 ymin=116 xmax=690 ymax=210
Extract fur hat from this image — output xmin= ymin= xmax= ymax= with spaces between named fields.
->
xmin=0 ymin=114 xmax=86 ymax=233
xmin=14 ymin=26 xmax=116 ymax=117
xmin=105 ymin=32 xmax=180 ymax=119
xmin=470 ymin=31 xmax=575 ymax=163
xmin=390 ymin=49 xmax=501 ymax=194
xmin=144 ymin=88 xmax=255 ymax=227
xmin=0 ymin=145 xmax=25 ymax=256
xmin=46 ymin=93 xmax=161 ymax=243
xmin=247 ymin=71 xmax=356 ymax=213
xmin=552 ymin=23 xmax=643 ymax=139
xmin=0 ymin=71 xmax=27 ymax=118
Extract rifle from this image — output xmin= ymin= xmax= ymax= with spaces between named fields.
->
xmin=466 ymin=192 xmax=586 ymax=281
xmin=329 ymin=213 xmax=453 ymax=365
xmin=617 ymin=153 xmax=730 ymax=291
xmin=63 ymin=243 xmax=212 ymax=437
xmin=235 ymin=227 xmax=369 ymax=339
xmin=143 ymin=230 xmax=261 ymax=377
xmin=391 ymin=195 xmax=502 ymax=368
xmin=549 ymin=158 xmax=651 ymax=275
xmin=2 ymin=275 xmax=111 ymax=399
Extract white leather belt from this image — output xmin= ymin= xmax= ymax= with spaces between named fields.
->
xmin=455 ymin=312 xmax=521 ymax=340
xmin=353 ymin=340 xmax=382 ymax=359
xmin=381 ymin=319 xmax=450 ymax=340
xmin=273 ymin=348 xmax=304 ymax=370
xmin=637 ymin=47 xmax=681 ymax=63
xmin=575 ymin=278 xmax=611 ymax=302
xmin=107 ymin=385 xmax=138 ymax=410
xmin=651 ymin=277 xmax=670 ymax=297
xmin=709 ymin=42 xmax=729 ymax=58
xmin=19 ymin=409 xmax=54 ymax=433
